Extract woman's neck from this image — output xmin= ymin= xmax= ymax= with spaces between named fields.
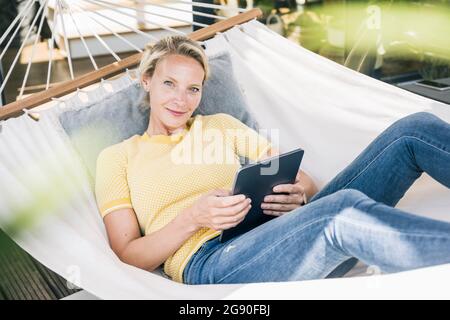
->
xmin=147 ymin=116 xmax=187 ymax=136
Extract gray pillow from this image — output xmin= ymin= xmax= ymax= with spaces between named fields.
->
xmin=59 ymin=83 xmax=148 ymax=185
xmin=192 ymin=52 xmax=259 ymax=130
xmin=58 ymin=51 xmax=259 ymax=182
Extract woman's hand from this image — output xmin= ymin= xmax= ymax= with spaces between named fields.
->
xmin=261 ymin=172 xmax=308 ymax=217
xmin=187 ymin=189 xmax=252 ymax=231
xmin=258 ymin=148 xmax=316 ymax=217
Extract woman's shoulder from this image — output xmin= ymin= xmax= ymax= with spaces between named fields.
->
xmin=199 ymin=112 xmax=241 ymax=128
xmin=97 ymin=135 xmax=140 ymax=163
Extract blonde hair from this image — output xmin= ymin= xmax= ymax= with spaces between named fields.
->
xmin=138 ymin=35 xmax=209 ymax=108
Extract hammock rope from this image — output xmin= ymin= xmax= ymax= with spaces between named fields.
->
xmin=0 ymin=0 xmax=258 ymax=121
xmin=66 ymin=2 xmax=101 ymax=71
xmin=82 ymin=0 xmax=199 ymax=34
xmin=0 ymin=0 xmax=50 ymax=97
xmin=57 ymin=0 xmax=76 ymax=80
xmin=0 ymin=0 xmax=36 ymax=57
xmin=19 ymin=0 xmax=52 ymax=99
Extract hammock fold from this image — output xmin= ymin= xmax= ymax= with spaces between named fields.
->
xmin=0 ymin=20 xmax=449 ymax=299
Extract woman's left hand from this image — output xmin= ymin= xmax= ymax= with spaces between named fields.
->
xmin=261 ymin=173 xmax=307 ymax=217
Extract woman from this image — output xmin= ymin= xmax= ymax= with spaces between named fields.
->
xmin=95 ymin=35 xmax=450 ymax=285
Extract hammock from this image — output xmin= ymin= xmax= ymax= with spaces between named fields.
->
xmin=1 ymin=4 xmax=450 ymax=300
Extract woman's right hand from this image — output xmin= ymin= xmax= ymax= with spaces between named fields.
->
xmin=188 ymin=189 xmax=252 ymax=231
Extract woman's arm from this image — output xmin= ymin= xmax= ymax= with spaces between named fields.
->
xmin=260 ymin=147 xmax=318 ymax=201
xmin=103 ymin=206 xmax=199 ymax=272
xmin=103 ymin=189 xmax=250 ymax=272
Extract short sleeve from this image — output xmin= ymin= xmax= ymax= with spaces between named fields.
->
xmin=217 ymin=113 xmax=272 ymax=162
xmin=94 ymin=144 xmax=133 ymax=218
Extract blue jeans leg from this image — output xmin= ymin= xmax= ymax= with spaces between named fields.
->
xmin=311 ymin=112 xmax=450 ymax=204
xmin=183 ymin=189 xmax=450 ymax=285
xmin=310 ymin=112 xmax=450 ymax=277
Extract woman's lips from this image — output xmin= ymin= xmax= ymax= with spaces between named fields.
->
xmin=166 ymin=108 xmax=186 ymax=116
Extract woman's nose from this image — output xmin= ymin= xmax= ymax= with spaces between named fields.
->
xmin=174 ymin=88 xmax=188 ymax=104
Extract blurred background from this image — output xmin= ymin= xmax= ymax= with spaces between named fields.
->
xmin=1 ymin=0 xmax=449 ymax=105
xmin=0 ymin=0 xmax=449 ymax=300
xmin=261 ymin=0 xmax=450 ymax=85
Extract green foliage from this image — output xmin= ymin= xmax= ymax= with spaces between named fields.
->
xmin=283 ymin=1 xmax=450 ymax=77
xmin=420 ymin=54 xmax=450 ymax=80
xmin=254 ymin=0 xmax=277 ymax=19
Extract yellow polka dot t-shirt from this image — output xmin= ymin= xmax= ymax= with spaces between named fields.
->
xmin=95 ymin=113 xmax=272 ymax=283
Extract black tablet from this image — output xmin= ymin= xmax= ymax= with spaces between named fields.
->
xmin=219 ymin=147 xmax=304 ymax=243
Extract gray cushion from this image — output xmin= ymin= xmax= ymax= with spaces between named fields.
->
xmin=192 ymin=52 xmax=259 ymax=130
xmin=58 ymin=51 xmax=259 ymax=182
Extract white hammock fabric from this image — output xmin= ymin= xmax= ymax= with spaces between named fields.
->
xmin=1 ymin=20 xmax=450 ymax=299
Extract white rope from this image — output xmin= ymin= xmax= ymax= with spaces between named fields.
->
xmin=0 ymin=0 xmax=48 ymax=97
xmin=86 ymin=18 xmax=144 ymax=54
xmin=76 ymin=88 xmax=89 ymax=103
xmin=57 ymin=0 xmax=75 ymax=80
xmin=0 ymin=0 xmax=36 ymax=62
xmin=84 ymin=0 xmax=208 ymax=30
xmin=83 ymin=0 xmax=198 ymax=32
xmin=140 ymin=0 xmax=227 ymax=21
xmin=0 ymin=0 xmax=249 ymax=103
xmin=46 ymin=0 xmax=61 ymax=90
xmin=0 ymin=0 xmax=35 ymax=47
xmin=100 ymin=78 xmax=114 ymax=92
xmin=19 ymin=0 xmax=51 ymax=100
xmin=80 ymin=8 xmax=159 ymax=42
xmin=82 ymin=0 xmax=190 ymax=35
xmin=171 ymin=0 xmax=247 ymax=13
xmin=70 ymin=1 xmax=143 ymax=55
xmin=21 ymin=107 xmax=40 ymax=121
xmin=50 ymin=96 xmax=67 ymax=102
xmin=66 ymin=3 xmax=99 ymax=71
xmin=64 ymin=1 xmax=122 ymax=63
xmin=125 ymin=68 xmax=139 ymax=81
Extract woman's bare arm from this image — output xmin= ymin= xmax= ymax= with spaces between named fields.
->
xmin=260 ymin=147 xmax=318 ymax=201
xmin=103 ymin=188 xmax=251 ymax=273
xmin=103 ymin=206 xmax=198 ymax=272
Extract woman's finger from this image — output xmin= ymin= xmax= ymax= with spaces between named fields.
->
xmin=271 ymin=183 xmax=294 ymax=193
xmin=264 ymin=193 xmax=301 ymax=205
xmin=220 ymin=213 xmax=248 ymax=230
xmin=215 ymin=203 xmax=251 ymax=224
xmin=263 ymin=210 xmax=286 ymax=217
xmin=213 ymin=193 xmax=247 ymax=208
xmin=261 ymin=202 xmax=298 ymax=212
xmin=273 ymin=183 xmax=305 ymax=195
xmin=215 ymin=197 xmax=252 ymax=216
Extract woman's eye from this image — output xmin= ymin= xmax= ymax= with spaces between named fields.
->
xmin=190 ymin=87 xmax=200 ymax=93
xmin=164 ymin=80 xmax=173 ymax=87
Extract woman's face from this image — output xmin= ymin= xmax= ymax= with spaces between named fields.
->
xmin=142 ymin=54 xmax=205 ymax=133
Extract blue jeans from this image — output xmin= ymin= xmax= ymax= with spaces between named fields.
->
xmin=182 ymin=112 xmax=450 ymax=285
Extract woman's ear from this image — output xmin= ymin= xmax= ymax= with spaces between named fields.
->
xmin=141 ymin=74 xmax=152 ymax=92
